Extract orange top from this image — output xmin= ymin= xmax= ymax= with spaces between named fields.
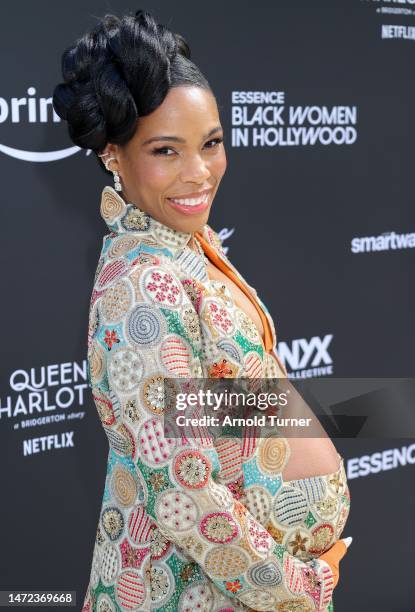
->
xmin=194 ymin=230 xmax=274 ymax=353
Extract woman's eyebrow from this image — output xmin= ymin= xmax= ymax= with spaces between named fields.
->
xmin=141 ymin=125 xmax=223 ymax=146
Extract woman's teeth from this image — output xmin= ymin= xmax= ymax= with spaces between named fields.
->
xmin=168 ymin=193 xmax=209 ymax=207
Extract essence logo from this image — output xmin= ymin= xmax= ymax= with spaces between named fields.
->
xmin=278 ymin=334 xmax=334 ymax=378
xmin=347 ymin=444 xmax=415 ymax=480
xmin=0 ymin=85 xmax=84 ymax=162
xmin=231 ymin=91 xmax=358 ymax=148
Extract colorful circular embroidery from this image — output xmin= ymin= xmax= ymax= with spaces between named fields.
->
xmin=336 ymin=503 xmax=350 ymax=539
xmin=216 ymin=338 xmax=243 ymax=364
xmin=115 ymin=569 xmax=146 ymax=608
xmin=283 ymin=528 xmax=312 ymax=560
xmin=181 ymin=278 xmax=203 ymax=313
xmin=181 ymin=305 xmax=201 ymax=344
xmin=244 ymin=351 xmax=263 ymax=378
xmin=120 ymin=204 xmax=152 ymax=232
xmin=178 ymin=581 xmax=214 ymax=612
xmin=123 ymin=397 xmax=140 ymax=424
xmin=100 ymin=188 xmax=126 ymax=224
xmin=141 ymin=267 xmax=183 ymax=308
xmin=174 ymin=450 xmax=211 ymax=489
xmin=327 ymin=468 xmax=345 ymax=495
xmin=97 ymin=259 xmax=129 ymax=290
xmin=272 ymin=485 xmax=309 ymax=527
xmin=247 ymin=559 xmax=283 ymax=587
xmin=96 ymin=593 xmax=115 ymax=612
xmin=126 ymin=303 xmax=167 ymax=348
xmin=92 ymin=388 xmax=116 ymax=429
xmin=243 ymin=485 xmax=272 ymax=524
xmin=128 ymin=505 xmax=155 ymax=545
xmin=140 ymin=374 xmax=165 ymax=415
xmin=110 ymin=464 xmax=137 ymax=507
xmin=205 ymin=226 xmax=226 ymax=255
xmin=247 ymin=517 xmax=274 ymax=554
xmin=277 ymin=597 xmax=314 ymax=611
xmin=207 ymin=356 xmax=240 ymax=378
xmin=101 ymin=279 xmax=133 ymax=323
xmin=204 ymin=545 xmax=250 ymax=578
xmin=89 ymin=339 xmax=105 ymax=385
xmin=238 ymin=588 xmax=276 ymax=610
xmin=149 ymin=526 xmax=171 ymax=560
xmin=87 ymin=302 xmax=99 ymax=353
xmin=310 ymin=523 xmax=335 ymax=555
xmin=207 ymin=479 xmax=234 ymax=509
xmin=89 ymin=544 xmax=101 ymax=589
xmin=314 ymin=494 xmax=340 ymax=521
xmin=209 ymin=279 xmax=233 ymax=308
xmin=201 ymin=336 xmax=222 ymax=362
xmin=150 ymin=562 xmax=174 ymax=607
xmin=107 ymin=347 xmax=144 ymax=393
xmin=107 ymin=234 xmax=140 ymax=259
xmin=264 ymin=352 xmax=285 ymax=378
xmin=101 ymin=506 xmax=124 ymax=541
xmin=152 ymin=224 xmax=189 ymax=250
xmin=283 ymin=553 xmax=305 ymax=595
xmin=100 ymin=542 xmax=119 ymax=586
xmin=138 ymin=417 xmax=176 ymax=467
xmin=258 ymin=437 xmax=290 ymax=475
xmin=155 ymin=489 xmax=199 ymax=531
xmin=199 ymin=512 xmax=238 ymax=544
xmin=235 ymin=309 xmax=261 ymax=343
xmin=104 ymin=422 xmax=136 ymax=458
xmin=215 ymin=437 xmax=242 ymax=483
xmin=203 ymin=298 xmax=235 ymax=336
xmin=291 ymin=476 xmax=327 ymax=504
xmin=160 ymin=334 xmax=193 ymax=377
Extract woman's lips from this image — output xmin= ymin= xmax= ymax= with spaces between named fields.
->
xmin=166 ymin=190 xmax=211 ymax=215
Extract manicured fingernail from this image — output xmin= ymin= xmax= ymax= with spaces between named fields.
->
xmin=343 ymin=536 xmax=353 ymax=547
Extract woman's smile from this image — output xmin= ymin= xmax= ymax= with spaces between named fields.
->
xmin=166 ymin=187 xmax=212 ymax=215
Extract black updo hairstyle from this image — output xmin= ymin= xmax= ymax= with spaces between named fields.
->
xmin=52 ymin=9 xmax=212 ymax=172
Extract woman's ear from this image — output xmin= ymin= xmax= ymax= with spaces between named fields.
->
xmin=98 ymin=144 xmax=120 ymax=172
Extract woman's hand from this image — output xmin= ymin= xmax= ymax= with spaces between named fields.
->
xmin=318 ymin=536 xmax=353 ymax=588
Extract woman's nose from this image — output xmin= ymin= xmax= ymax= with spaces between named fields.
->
xmin=179 ymin=155 xmax=210 ymax=183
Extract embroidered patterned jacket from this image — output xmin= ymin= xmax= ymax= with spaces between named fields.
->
xmin=82 ymin=186 xmax=350 ymax=612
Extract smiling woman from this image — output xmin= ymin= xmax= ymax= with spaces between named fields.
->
xmin=95 ymin=86 xmax=227 ymax=234
xmin=52 ymin=8 xmax=350 ymax=612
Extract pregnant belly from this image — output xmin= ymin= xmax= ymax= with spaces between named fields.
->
xmin=267 ymin=456 xmax=351 ymax=560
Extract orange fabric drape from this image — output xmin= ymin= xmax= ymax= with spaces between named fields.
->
xmin=194 ymin=231 xmax=274 ymax=353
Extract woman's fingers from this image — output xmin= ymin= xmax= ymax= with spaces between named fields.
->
xmin=342 ymin=536 xmax=353 ymax=548
xmin=318 ymin=539 xmax=350 ymax=588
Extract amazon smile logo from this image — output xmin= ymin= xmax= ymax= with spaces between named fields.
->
xmin=0 ymin=85 xmax=84 ymax=162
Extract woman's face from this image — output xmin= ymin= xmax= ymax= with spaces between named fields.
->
xmin=102 ymin=86 xmax=227 ymax=234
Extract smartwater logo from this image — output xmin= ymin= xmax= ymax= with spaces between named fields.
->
xmin=351 ymin=230 xmax=415 ymax=253
xmin=277 ymin=334 xmax=334 ymax=378
xmin=0 ymin=86 xmax=84 ymax=162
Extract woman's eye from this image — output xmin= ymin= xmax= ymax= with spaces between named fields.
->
xmin=151 ymin=146 xmax=175 ymax=156
xmin=151 ymin=137 xmax=223 ymax=157
xmin=204 ymin=137 xmax=224 ymax=148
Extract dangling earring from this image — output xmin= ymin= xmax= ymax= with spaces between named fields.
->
xmin=98 ymin=152 xmax=122 ymax=192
